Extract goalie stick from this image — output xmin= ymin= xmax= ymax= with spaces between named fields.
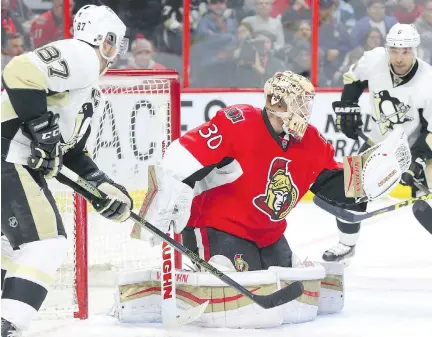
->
xmin=412 ymin=200 xmax=432 ymax=234
xmin=313 ymin=194 xmax=432 ymax=223
xmin=60 ymin=166 xmax=304 ymax=310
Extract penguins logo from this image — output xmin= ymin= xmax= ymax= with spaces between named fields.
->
xmin=253 ymin=158 xmax=299 ymax=221
xmin=372 ymin=90 xmax=413 ymax=135
xmin=234 ymin=254 xmax=249 ymax=272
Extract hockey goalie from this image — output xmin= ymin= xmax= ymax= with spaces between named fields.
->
xmin=111 ymin=71 xmax=412 ymax=328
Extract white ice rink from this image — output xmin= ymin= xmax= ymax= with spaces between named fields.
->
xmin=28 ymin=200 xmax=432 ymax=337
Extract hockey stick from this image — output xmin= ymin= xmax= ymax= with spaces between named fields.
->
xmin=60 ymin=166 xmax=304 ymax=309
xmin=313 ymin=193 xmax=432 ymax=223
xmin=412 ymin=200 xmax=432 ymax=234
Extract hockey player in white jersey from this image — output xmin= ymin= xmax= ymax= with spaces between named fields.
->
xmin=322 ymin=23 xmax=432 ymax=263
xmin=1 ymin=5 xmax=132 ymax=336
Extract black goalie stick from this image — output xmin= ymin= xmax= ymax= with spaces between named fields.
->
xmin=60 ymin=166 xmax=304 ymax=309
xmin=412 ymin=200 xmax=432 ymax=234
xmin=313 ymin=194 xmax=432 ymax=223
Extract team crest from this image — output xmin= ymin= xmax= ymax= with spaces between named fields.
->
xmin=253 ymin=158 xmax=299 ymax=221
xmin=234 ymin=254 xmax=249 ymax=272
xmin=372 ymin=90 xmax=413 ymax=135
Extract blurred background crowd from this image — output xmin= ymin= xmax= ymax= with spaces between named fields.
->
xmin=2 ymin=0 xmax=432 ymax=88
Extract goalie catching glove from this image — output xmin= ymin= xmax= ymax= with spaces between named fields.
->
xmin=83 ymin=170 xmax=133 ymax=223
xmin=133 ymin=165 xmax=194 ymax=242
xmin=343 ymin=129 xmax=411 ymax=201
xmin=24 ymin=111 xmax=63 ymax=178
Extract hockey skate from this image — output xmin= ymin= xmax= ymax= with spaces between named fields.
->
xmin=322 ymin=242 xmax=355 ymax=265
xmin=1 ymin=318 xmax=22 ymax=337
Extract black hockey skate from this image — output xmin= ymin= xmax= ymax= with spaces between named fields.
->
xmin=322 ymin=242 xmax=355 ymax=264
xmin=1 ymin=318 xmax=22 ymax=337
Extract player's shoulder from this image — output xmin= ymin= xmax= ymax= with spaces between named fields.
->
xmin=213 ymin=104 xmax=261 ymax=126
xmin=303 ymin=124 xmax=331 ymax=147
xmin=360 ymin=47 xmax=386 ymax=67
xmin=42 ymin=39 xmax=100 ymax=87
xmin=418 ymin=58 xmax=432 ymax=75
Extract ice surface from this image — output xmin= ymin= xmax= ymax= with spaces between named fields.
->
xmin=28 ymin=200 xmax=432 ymax=337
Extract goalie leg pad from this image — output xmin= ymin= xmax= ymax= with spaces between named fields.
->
xmin=317 ymin=261 xmax=345 ymax=314
xmin=112 ymin=263 xmax=326 ymax=328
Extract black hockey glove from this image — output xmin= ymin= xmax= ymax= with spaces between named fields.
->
xmin=83 ymin=170 xmax=133 ymax=223
xmin=24 ymin=111 xmax=63 ymax=179
xmin=333 ymin=101 xmax=363 ymax=140
xmin=400 ymin=158 xmax=425 ymax=187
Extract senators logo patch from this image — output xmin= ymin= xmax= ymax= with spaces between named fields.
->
xmin=223 ymin=107 xmax=245 ymax=124
xmin=253 ymin=158 xmax=299 ymax=221
xmin=233 ymin=254 xmax=249 ymax=272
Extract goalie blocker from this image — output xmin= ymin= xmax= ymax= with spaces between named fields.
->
xmin=110 ymin=256 xmax=344 ymax=328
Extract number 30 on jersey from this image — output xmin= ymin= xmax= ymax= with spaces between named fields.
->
xmin=199 ymin=124 xmax=223 ymax=150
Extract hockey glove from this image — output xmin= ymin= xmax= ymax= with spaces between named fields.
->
xmin=333 ymin=101 xmax=363 ymax=140
xmin=400 ymin=158 xmax=425 ymax=187
xmin=25 ymin=111 xmax=63 ymax=179
xmin=84 ymin=170 xmax=133 ymax=223
xmin=131 ymin=165 xmax=193 ymax=245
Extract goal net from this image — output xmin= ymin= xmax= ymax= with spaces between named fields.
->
xmin=42 ymin=70 xmax=182 ymax=319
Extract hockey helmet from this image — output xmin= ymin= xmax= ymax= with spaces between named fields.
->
xmin=386 ymin=23 xmax=420 ymax=49
xmin=73 ymin=5 xmax=128 ymax=71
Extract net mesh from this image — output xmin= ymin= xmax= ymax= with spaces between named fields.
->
xmin=41 ymin=74 xmax=178 ymax=318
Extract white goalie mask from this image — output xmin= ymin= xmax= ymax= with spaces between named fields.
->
xmin=73 ymin=5 xmax=128 ymax=74
xmin=264 ymin=71 xmax=315 ymax=140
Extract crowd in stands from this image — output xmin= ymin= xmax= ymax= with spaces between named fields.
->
xmin=2 ymin=0 xmax=432 ymax=87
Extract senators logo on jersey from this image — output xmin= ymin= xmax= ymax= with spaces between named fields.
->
xmin=233 ymin=254 xmax=249 ymax=272
xmin=253 ymin=158 xmax=299 ymax=221
xmin=372 ymin=90 xmax=413 ymax=135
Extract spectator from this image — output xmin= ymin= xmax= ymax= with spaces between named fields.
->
xmin=392 ymin=0 xmax=423 ymax=23
xmin=1 ymin=32 xmax=24 ymax=71
xmin=363 ymin=27 xmax=385 ymax=50
xmin=333 ymin=0 xmax=356 ymax=33
xmin=190 ymin=33 xmax=238 ymax=87
xmin=319 ymin=0 xmax=352 ymax=82
xmin=196 ymin=0 xmax=237 ymax=39
xmin=125 ymin=36 xmax=167 ymax=70
xmin=351 ymin=0 xmax=398 ymax=48
xmin=237 ymin=21 xmax=254 ymax=41
xmin=286 ymin=39 xmax=313 ymax=79
xmin=414 ymin=0 xmax=432 ymax=63
xmin=279 ymin=20 xmax=312 ymax=63
xmin=281 ymin=0 xmax=312 ymax=30
xmin=332 ymin=46 xmax=364 ymax=85
xmin=242 ymin=0 xmax=285 ymax=50
xmin=31 ymin=0 xmax=75 ymax=48
xmin=1 ymin=0 xmax=28 ymax=48
xmin=233 ymin=30 xmax=286 ymax=86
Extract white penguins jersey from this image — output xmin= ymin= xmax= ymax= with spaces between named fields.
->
xmin=1 ymin=39 xmax=101 ymax=165
xmin=344 ymin=47 xmax=432 ymax=147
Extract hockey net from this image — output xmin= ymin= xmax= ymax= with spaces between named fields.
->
xmin=42 ymin=70 xmax=182 ymax=319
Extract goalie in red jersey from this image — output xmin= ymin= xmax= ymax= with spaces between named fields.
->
xmin=140 ymin=71 xmax=411 ymax=272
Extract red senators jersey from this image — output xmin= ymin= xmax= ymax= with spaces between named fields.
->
xmin=31 ymin=10 xmax=63 ymax=48
xmin=163 ymin=104 xmax=341 ymax=247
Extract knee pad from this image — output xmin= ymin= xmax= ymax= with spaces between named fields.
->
xmin=11 ymin=236 xmax=69 ymax=286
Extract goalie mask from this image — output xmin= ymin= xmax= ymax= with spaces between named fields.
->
xmin=264 ymin=71 xmax=315 ymax=140
xmin=73 ymin=5 xmax=128 ymax=74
